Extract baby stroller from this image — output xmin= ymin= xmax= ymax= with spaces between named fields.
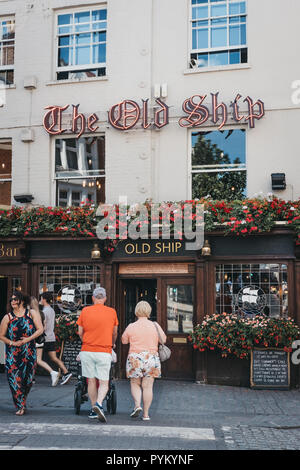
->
xmin=74 ymin=353 xmax=117 ymax=416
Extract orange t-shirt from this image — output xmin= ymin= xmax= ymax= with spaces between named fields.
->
xmin=77 ymin=304 xmax=119 ymax=353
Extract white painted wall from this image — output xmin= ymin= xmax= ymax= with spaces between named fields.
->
xmin=0 ymin=0 xmax=299 ymax=205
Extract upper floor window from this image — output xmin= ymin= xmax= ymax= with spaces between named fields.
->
xmin=0 ymin=139 xmax=12 ymax=208
xmin=191 ymin=128 xmax=246 ymax=200
xmin=190 ymin=0 xmax=247 ymax=69
xmin=55 ymin=136 xmax=105 ymax=206
xmin=0 ymin=17 xmax=15 ymax=85
xmin=56 ymin=7 xmax=107 ymax=80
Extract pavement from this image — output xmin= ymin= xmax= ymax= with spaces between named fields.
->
xmin=1 ymin=371 xmax=300 ymax=451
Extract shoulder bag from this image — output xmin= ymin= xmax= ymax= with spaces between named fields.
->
xmin=153 ymin=322 xmax=171 ymax=362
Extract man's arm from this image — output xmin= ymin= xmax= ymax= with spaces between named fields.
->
xmin=112 ymin=326 xmax=118 ymax=348
xmin=78 ymin=325 xmax=84 ymax=341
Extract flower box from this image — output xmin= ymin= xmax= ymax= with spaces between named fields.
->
xmin=190 ymin=313 xmax=300 ymax=387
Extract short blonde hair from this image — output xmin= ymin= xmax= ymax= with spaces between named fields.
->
xmin=135 ymin=301 xmax=152 ymax=318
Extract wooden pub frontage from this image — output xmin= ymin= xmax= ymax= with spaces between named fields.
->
xmin=0 ymin=225 xmax=299 ymax=386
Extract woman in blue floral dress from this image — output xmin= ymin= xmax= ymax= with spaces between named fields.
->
xmin=0 ymin=291 xmax=44 ymax=415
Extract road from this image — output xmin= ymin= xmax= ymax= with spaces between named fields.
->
xmin=1 ymin=373 xmax=300 ymax=452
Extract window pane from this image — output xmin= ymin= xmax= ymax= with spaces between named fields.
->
xmin=167 ymin=285 xmax=194 ymax=333
xmin=0 ymin=139 xmax=12 ymax=206
xmin=93 ymin=44 xmax=106 ymax=63
xmin=39 ymin=265 xmax=101 ymax=315
xmin=215 ymin=264 xmax=288 ymax=318
xmin=211 ymin=27 xmax=227 ymax=47
xmin=58 ymin=14 xmax=72 ymax=26
xmin=229 ymin=49 xmax=240 ymax=64
xmin=209 ymin=50 xmax=228 ymax=65
xmin=193 ymin=28 xmax=208 ymax=49
xmin=229 ymin=25 xmax=240 ymax=45
xmin=75 ymin=11 xmax=90 ymax=23
xmin=75 ymin=46 xmax=90 ymax=65
xmin=58 ymin=47 xmax=71 ymax=66
xmin=55 ymin=137 xmax=106 ymax=206
xmin=191 ymin=129 xmax=246 ymax=200
xmin=59 ymin=26 xmax=71 ymax=35
xmin=241 ymin=24 xmax=246 ymax=44
xmin=92 ymin=9 xmax=107 ymax=21
xmin=75 ymin=33 xmax=91 ymax=45
xmin=229 ymin=3 xmax=240 ymax=15
xmin=211 ymin=4 xmax=227 ymax=17
xmin=197 ymin=53 xmax=208 ymax=67
xmin=240 ymin=2 xmax=246 ymax=14
xmin=192 ymin=6 xmax=209 ymax=19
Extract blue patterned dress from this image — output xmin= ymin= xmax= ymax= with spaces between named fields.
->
xmin=5 ymin=309 xmax=37 ymax=410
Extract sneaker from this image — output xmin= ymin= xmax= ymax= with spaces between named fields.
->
xmin=142 ymin=416 xmax=150 ymax=421
xmin=130 ymin=406 xmax=142 ymax=418
xmin=60 ymin=373 xmax=72 ymax=385
xmin=92 ymin=402 xmax=107 ymax=423
xmin=88 ymin=410 xmax=98 ymax=419
xmin=50 ymin=371 xmax=59 ymax=387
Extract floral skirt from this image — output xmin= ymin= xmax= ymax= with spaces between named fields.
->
xmin=126 ymin=351 xmax=161 ymax=379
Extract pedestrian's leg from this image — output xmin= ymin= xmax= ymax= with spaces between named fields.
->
xmin=130 ymin=377 xmax=142 ymax=409
xmin=97 ymin=380 xmax=109 ymax=406
xmin=87 ymin=378 xmax=98 ymax=406
xmin=141 ymin=377 xmax=154 ymax=418
xmin=47 ymin=351 xmax=68 ymax=375
xmin=36 ymin=348 xmax=53 ymax=374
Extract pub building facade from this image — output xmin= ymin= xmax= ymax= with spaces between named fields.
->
xmin=0 ymin=0 xmax=300 ymax=383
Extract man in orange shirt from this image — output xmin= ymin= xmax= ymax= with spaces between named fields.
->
xmin=77 ymin=287 xmax=118 ymax=423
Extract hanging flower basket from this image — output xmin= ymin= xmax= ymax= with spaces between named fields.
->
xmin=188 ymin=313 xmax=300 ymax=360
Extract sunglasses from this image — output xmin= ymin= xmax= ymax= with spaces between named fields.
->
xmin=10 ymin=297 xmax=18 ymax=302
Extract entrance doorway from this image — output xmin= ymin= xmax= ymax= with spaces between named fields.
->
xmin=118 ymin=276 xmax=195 ymax=380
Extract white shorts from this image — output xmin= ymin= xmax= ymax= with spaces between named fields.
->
xmin=79 ymin=351 xmax=112 ymax=381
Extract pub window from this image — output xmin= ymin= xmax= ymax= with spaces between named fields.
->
xmin=167 ymin=285 xmax=194 ymax=333
xmin=190 ymin=0 xmax=247 ymax=69
xmin=55 ymin=136 xmax=105 ymax=207
xmin=216 ymin=264 xmax=289 ymax=318
xmin=39 ymin=265 xmax=101 ymax=315
xmin=191 ymin=128 xmax=246 ymax=200
xmin=56 ymin=7 xmax=107 ymax=81
xmin=0 ymin=17 xmax=15 ymax=85
xmin=0 ymin=139 xmax=12 ymax=208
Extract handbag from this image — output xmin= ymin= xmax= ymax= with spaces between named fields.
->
xmin=153 ymin=322 xmax=171 ymax=362
xmin=35 ymin=332 xmax=46 ymax=345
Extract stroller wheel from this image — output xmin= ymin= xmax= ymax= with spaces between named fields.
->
xmin=74 ymin=387 xmax=82 ymax=415
xmin=106 ymin=384 xmax=117 ymax=415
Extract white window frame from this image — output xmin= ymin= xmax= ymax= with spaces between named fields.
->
xmin=54 ymin=135 xmax=105 ymax=207
xmin=0 ymin=16 xmax=15 ymax=84
xmin=189 ymin=0 xmax=247 ymax=68
xmin=55 ymin=5 xmax=107 ymax=80
xmin=188 ymin=126 xmax=247 ymax=199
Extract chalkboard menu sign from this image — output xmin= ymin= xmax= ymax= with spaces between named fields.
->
xmin=61 ymin=339 xmax=82 ymax=376
xmin=250 ymin=348 xmax=290 ymax=390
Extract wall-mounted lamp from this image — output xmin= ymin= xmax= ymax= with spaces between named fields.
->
xmin=201 ymin=239 xmax=211 ymax=257
xmin=91 ymin=242 xmax=101 ymax=260
xmin=271 ymin=173 xmax=286 ymax=190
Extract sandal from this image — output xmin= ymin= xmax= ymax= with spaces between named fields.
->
xmin=16 ymin=407 xmax=25 ymax=416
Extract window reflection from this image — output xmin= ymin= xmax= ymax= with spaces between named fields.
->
xmin=39 ymin=265 xmax=101 ymax=315
xmin=216 ymin=264 xmax=288 ymax=318
xmin=167 ymin=285 xmax=194 ymax=333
